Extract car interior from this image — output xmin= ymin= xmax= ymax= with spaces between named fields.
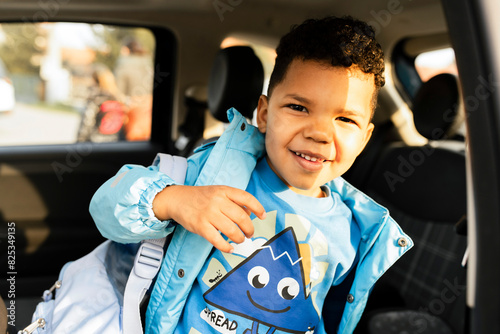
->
xmin=1 ymin=0 xmax=500 ymax=333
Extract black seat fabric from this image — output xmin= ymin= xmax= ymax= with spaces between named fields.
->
xmin=208 ymin=45 xmax=264 ymax=122
xmin=366 ymin=309 xmax=455 ymax=334
xmin=365 ymin=142 xmax=466 ymax=223
xmin=360 ymin=199 xmax=467 ymax=334
xmin=355 ymin=142 xmax=467 ymax=334
xmin=413 ymin=73 xmax=460 ymax=140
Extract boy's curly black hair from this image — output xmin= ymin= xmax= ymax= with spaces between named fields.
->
xmin=268 ymin=16 xmax=385 ymax=109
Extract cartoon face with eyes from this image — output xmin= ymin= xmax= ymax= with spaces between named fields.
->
xmin=204 ymin=227 xmax=320 ymax=333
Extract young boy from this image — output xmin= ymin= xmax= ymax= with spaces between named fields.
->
xmin=90 ymin=16 xmax=412 ymax=334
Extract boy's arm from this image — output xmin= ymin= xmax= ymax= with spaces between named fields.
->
xmin=90 ymin=164 xmax=178 ymax=244
xmin=89 ymin=162 xmax=266 ymax=251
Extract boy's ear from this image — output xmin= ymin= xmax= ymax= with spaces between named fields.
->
xmin=358 ymin=122 xmax=375 ymax=154
xmin=256 ymin=95 xmax=269 ymax=134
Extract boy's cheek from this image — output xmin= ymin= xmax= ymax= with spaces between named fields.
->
xmin=267 ymin=115 xmax=291 ymax=134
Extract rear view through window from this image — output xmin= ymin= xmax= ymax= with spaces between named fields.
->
xmin=0 ymin=22 xmax=155 ymax=146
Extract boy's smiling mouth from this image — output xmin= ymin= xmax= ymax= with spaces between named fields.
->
xmin=289 ymin=149 xmax=332 ymax=173
xmin=291 ymin=150 xmax=330 ymax=163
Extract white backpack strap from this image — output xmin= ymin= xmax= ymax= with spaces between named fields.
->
xmin=123 ymin=153 xmax=187 ymax=334
xmin=123 ymin=238 xmax=166 ymax=334
xmin=152 ymin=153 xmax=188 ymax=185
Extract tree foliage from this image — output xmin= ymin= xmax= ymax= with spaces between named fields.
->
xmin=0 ymin=23 xmax=42 ymax=75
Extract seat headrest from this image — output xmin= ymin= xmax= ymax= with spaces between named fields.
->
xmin=208 ymin=46 xmax=264 ymax=122
xmin=413 ymin=73 xmax=460 ymax=140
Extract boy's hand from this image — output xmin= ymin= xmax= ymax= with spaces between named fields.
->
xmin=153 ymin=185 xmax=266 ymax=253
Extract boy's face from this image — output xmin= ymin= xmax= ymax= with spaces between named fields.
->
xmin=257 ymin=59 xmax=375 ymax=198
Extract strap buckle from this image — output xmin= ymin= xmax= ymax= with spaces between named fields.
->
xmin=133 ymin=241 xmax=164 ymax=279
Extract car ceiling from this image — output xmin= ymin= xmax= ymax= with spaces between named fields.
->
xmin=0 ymin=0 xmax=447 ymax=43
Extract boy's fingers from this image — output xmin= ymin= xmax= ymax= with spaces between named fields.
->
xmin=220 ymin=205 xmax=254 ymax=239
xmin=241 ymin=206 xmax=252 ymax=216
xmin=213 ymin=213 xmax=247 ymax=244
xmin=201 ymin=225 xmax=234 ymax=253
xmin=227 ymin=188 xmax=266 ymax=220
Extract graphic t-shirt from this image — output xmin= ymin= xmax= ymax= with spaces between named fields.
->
xmin=175 ymin=158 xmax=361 ymax=334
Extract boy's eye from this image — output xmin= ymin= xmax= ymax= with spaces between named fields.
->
xmin=337 ymin=116 xmax=357 ymax=125
xmin=287 ymin=104 xmax=307 ymax=112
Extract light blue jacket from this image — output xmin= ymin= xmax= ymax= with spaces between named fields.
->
xmin=90 ymin=108 xmax=413 ymax=334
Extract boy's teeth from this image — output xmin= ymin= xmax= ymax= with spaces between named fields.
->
xmin=295 ymin=152 xmax=320 ymax=162
xmin=294 ymin=151 xmax=326 ymax=162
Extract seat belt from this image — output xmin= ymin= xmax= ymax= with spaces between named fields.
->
xmin=123 ymin=153 xmax=188 ymax=334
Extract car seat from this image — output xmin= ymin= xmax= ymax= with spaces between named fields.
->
xmin=347 ymin=73 xmax=468 ymax=334
xmin=207 ymin=45 xmax=264 ymax=123
xmin=175 ymin=45 xmax=264 ymax=155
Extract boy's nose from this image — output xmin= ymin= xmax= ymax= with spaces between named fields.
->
xmin=303 ymin=117 xmax=334 ymax=144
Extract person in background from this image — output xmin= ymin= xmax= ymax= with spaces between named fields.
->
xmin=115 ymin=38 xmax=154 ymax=141
xmin=77 ymin=63 xmax=126 ymax=142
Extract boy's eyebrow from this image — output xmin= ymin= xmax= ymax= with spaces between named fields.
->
xmin=284 ymin=94 xmax=313 ymax=105
xmin=342 ymin=109 xmax=365 ymax=118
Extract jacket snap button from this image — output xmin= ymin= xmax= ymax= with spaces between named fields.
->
xmin=240 ymin=123 xmax=246 ymax=131
xmin=178 ymin=269 xmax=185 ymax=278
xmin=397 ymin=237 xmax=408 ymax=247
xmin=347 ymin=294 xmax=354 ymax=303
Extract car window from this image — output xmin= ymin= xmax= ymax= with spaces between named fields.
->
xmin=0 ymin=22 xmax=155 ymax=146
xmin=393 ymin=41 xmax=458 ymax=100
xmin=415 ymin=47 xmax=458 ymax=82
xmin=414 ymin=47 xmax=463 ymax=140
xmin=393 ymin=42 xmax=464 ymax=142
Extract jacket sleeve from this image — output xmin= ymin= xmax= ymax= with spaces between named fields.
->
xmin=89 ymin=143 xmax=215 ymax=244
xmin=89 ymin=164 xmax=178 ymax=244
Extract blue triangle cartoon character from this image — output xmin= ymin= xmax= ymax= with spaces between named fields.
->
xmin=204 ymin=227 xmax=320 ymax=334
